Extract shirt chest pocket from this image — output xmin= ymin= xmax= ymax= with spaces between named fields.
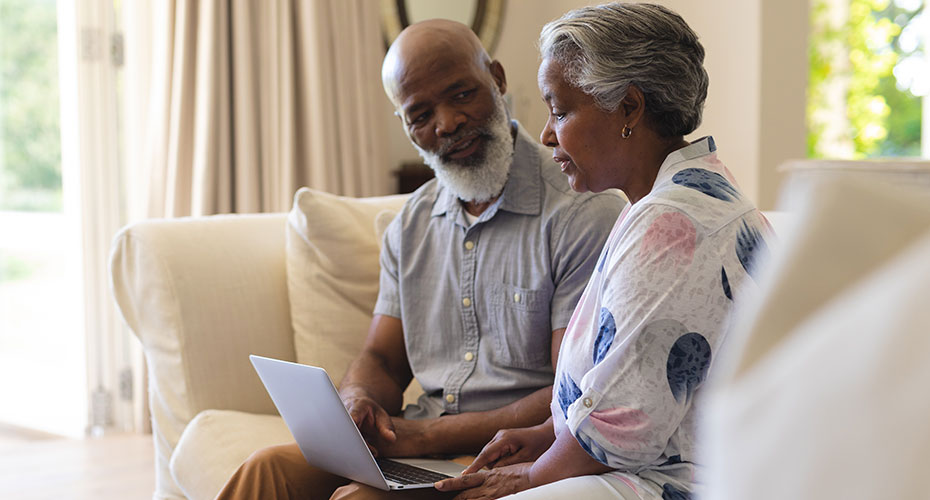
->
xmin=489 ymin=283 xmax=552 ymax=369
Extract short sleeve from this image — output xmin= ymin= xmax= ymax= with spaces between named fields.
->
xmin=373 ymin=212 xmax=402 ymax=318
xmin=563 ymin=204 xmax=721 ymax=468
xmin=549 ymin=193 xmax=625 ymax=330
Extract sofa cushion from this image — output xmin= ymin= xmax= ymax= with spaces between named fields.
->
xmin=704 ymin=176 xmax=930 ymax=499
xmin=171 ymin=410 xmax=293 ymax=500
xmin=286 ymin=188 xmax=409 ymax=387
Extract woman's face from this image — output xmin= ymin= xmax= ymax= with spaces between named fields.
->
xmin=537 ymin=58 xmax=627 ymax=193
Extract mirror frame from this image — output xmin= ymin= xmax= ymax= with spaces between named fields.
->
xmin=380 ymin=0 xmax=507 ymax=55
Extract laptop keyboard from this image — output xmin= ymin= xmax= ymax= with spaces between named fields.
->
xmin=376 ymin=458 xmax=454 ymax=485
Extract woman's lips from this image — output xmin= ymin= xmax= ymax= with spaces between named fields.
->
xmin=553 ymin=155 xmax=572 ymax=172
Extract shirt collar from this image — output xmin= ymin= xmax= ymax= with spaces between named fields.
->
xmin=654 ymin=135 xmax=717 ymax=183
xmin=430 ymin=120 xmax=542 ymax=219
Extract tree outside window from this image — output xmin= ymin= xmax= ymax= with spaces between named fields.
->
xmin=808 ymin=0 xmax=926 ymax=159
xmin=0 ymin=0 xmax=61 ymax=212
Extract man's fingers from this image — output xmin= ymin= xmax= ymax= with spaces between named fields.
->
xmin=347 ymin=405 xmax=371 ymax=429
xmin=375 ymin=411 xmax=396 ymax=442
xmin=434 ymin=472 xmax=487 ymax=491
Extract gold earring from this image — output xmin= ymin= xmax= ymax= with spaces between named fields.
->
xmin=621 ymin=125 xmax=633 ymax=139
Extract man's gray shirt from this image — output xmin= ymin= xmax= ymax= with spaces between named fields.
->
xmin=374 ymin=121 xmax=624 ymax=419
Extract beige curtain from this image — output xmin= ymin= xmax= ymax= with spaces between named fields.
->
xmin=132 ymin=0 xmax=390 ymax=218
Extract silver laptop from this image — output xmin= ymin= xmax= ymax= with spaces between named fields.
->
xmin=249 ymin=355 xmax=466 ymax=490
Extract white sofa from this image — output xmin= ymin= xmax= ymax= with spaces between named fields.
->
xmin=110 ymin=188 xmax=411 ymax=500
xmin=704 ymin=170 xmax=930 ymax=500
xmin=111 ymin=185 xmax=804 ymax=500
xmin=111 ymin=173 xmax=856 ymax=500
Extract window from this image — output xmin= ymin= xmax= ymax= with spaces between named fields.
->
xmin=0 ymin=0 xmax=134 ymax=438
xmin=808 ymin=0 xmax=927 ymax=158
xmin=0 ymin=0 xmax=87 ymax=437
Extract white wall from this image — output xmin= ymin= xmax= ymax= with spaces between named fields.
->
xmin=381 ymin=0 xmax=809 ymax=209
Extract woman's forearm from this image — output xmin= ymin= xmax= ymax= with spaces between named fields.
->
xmin=527 ymin=426 xmax=612 ymax=487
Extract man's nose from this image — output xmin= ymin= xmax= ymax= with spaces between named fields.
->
xmin=434 ymin=106 xmax=466 ymax=137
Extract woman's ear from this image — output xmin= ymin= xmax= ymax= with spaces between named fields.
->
xmin=620 ymin=85 xmax=646 ymax=128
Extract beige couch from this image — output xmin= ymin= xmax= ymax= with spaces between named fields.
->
xmin=110 ymin=188 xmax=412 ymax=500
xmin=110 ymin=176 xmax=846 ymax=500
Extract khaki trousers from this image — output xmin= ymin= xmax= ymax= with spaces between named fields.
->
xmin=214 ymin=443 xmax=457 ymax=500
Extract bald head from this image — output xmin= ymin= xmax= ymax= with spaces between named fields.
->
xmin=382 ymin=19 xmax=492 ymax=105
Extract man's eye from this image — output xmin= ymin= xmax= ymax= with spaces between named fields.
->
xmin=410 ymin=112 xmax=429 ymax=125
xmin=454 ymin=90 xmax=473 ymax=100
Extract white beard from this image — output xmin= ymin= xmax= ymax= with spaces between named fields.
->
xmin=412 ymin=90 xmax=514 ymax=203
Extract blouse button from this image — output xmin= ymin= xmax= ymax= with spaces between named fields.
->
xmin=513 ymin=293 xmax=521 ymax=303
xmin=462 ymin=297 xmax=472 ymax=307
xmin=445 ymin=394 xmax=456 ymax=403
xmin=464 ymin=241 xmax=475 ymax=250
xmin=464 ymin=352 xmax=474 ymax=361
xmin=583 ymin=397 xmax=593 ymax=408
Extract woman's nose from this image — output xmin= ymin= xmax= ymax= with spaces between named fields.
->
xmin=539 ymin=118 xmax=558 ymax=147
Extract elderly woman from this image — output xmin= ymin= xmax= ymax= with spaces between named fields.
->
xmin=436 ymin=3 xmax=771 ymax=499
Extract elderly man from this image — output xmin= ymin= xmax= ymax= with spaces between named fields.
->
xmin=215 ymin=19 xmax=623 ymax=500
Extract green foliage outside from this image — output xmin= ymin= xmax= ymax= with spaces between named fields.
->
xmin=808 ymin=0 xmax=924 ymax=159
xmin=0 ymin=0 xmax=62 ymax=212
xmin=0 ymin=249 xmax=36 ymax=283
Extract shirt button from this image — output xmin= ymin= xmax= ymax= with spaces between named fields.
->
xmin=464 ymin=352 xmax=474 ymax=361
xmin=583 ymin=397 xmax=593 ymax=408
xmin=445 ymin=394 xmax=456 ymax=403
xmin=513 ymin=293 xmax=521 ymax=303
xmin=462 ymin=297 xmax=472 ymax=307
xmin=464 ymin=241 xmax=475 ymax=250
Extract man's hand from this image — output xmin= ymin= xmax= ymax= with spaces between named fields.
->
xmin=434 ymin=463 xmax=532 ymax=499
xmin=365 ymin=417 xmax=436 ymax=458
xmin=463 ymin=420 xmax=555 ymax=473
xmin=342 ymin=393 xmax=396 ymax=456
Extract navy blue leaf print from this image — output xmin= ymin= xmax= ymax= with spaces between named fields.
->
xmin=721 ymin=266 xmax=733 ymax=300
xmin=666 ymin=333 xmax=712 ymax=403
xmin=662 ymin=483 xmax=692 ymax=500
xmin=672 ymin=168 xmax=740 ymax=202
xmin=597 ymin=247 xmax=608 ymax=273
xmin=575 ymin=430 xmax=609 ymax=465
xmin=736 ymin=220 xmax=769 ymax=279
xmin=558 ymin=373 xmax=582 ymax=419
xmin=593 ymin=307 xmax=616 ymax=365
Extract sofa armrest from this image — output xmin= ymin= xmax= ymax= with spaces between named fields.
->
xmin=110 ymin=213 xmax=295 ymax=499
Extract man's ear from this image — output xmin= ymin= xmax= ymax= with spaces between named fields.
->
xmin=620 ymin=85 xmax=646 ymax=128
xmin=489 ymin=60 xmax=507 ymax=95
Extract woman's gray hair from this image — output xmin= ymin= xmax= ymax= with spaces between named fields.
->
xmin=538 ymin=2 xmax=709 ymax=137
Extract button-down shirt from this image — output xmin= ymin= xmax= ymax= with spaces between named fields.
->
xmin=553 ymin=137 xmax=772 ymax=497
xmin=375 ymin=121 xmax=624 ymax=419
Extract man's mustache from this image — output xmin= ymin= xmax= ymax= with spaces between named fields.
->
xmin=434 ymin=126 xmax=491 ymax=158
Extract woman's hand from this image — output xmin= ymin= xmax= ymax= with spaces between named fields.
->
xmin=462 ymin=420 xmax=555 ymax=474
xmin=434 ymin=463 xmax=533 ymax=499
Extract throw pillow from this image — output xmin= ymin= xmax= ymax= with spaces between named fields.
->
xmin=286 ymin=187 xmax=408 ymax=386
